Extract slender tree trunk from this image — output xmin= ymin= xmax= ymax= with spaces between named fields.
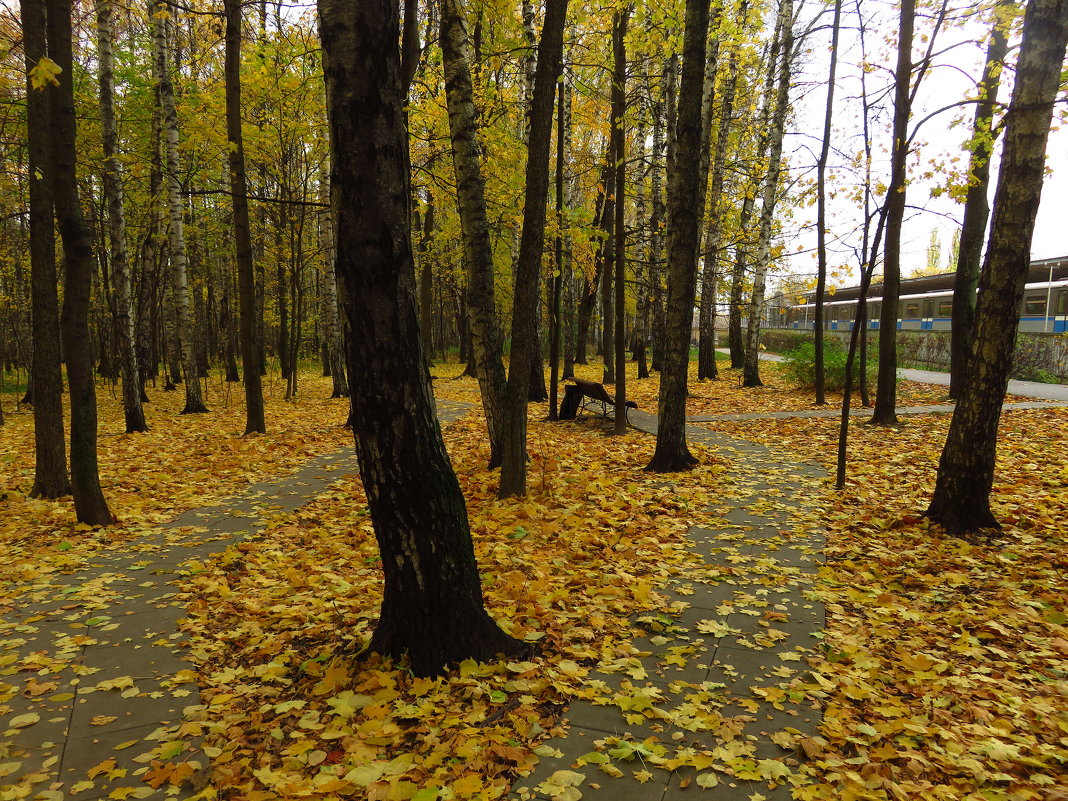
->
xmin=927 ymin=0 xmax=1066 ymax=534
xmin=22 ymin=0 xmax=70 ymax=499
xmin=499 ymin=0 xmax=569 ymax=498
xmin=949 ymin=15 xmax=1008 ymax=399
xmin=439 ymin=0 xmax=508 ymax=465
xmin=320 ymin=182 xmax=349 ymax=398
xmin=600 ymin=147 xmax=616 ymax=385
xmin=729 ymin=190 xmax=755 ymax=368
xmin=698 ymin=44 xmax=740 ymax=382
xmin=550 ymin=75 xmax=566 ymax=419
xmin=646 ymin=0 xmax=710 ymax=473
xmin=224 ymin=0 xmax=265 ymax=432
xmin=612 ymin=9 xmax=629 ymax=434
xmin=696 ymin=5 xmax=734 ymax=381
xmin=870 ymin=0 xmax=915 ymax=426
xmin=742 ymin=0 xmax=793 ymax=388
xmin=318 ymin=0 xmax=526 ymax=676
xmin=153 ymin=0 xmax=207 ymax=413
xmin=97 ymin=0 xmax=147 ymax=433
xmin=813 ymin=0 xmax=842 ymax=405
xmin=47 ymin=0 xmax=113 ymax=524
xmin=418 ymin=195 xmax=435 ymax=356
xmin=574 ymin=158 xmax=609 ymax=365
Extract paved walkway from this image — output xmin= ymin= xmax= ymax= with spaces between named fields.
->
xmin=1 ymin=403 xmax=467 ymax=801
xmin=729 ymin=349 xmax=1068 ymax=402
xmin=510 ymin=409 xmax=825 ymax=801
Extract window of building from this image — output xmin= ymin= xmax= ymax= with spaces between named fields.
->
xmin=1024 ymin=295 xmax=1046 ymax=316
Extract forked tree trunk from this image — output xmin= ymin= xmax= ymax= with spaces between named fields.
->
xmin=646 ymin=0 xmax=711 ymax=473
xmin=47 ymin=0 xmax=112 ymax=524
xmin=439 ymin=0 xmax=507 ymax=464
xmin=318 ymin=0 xmax=525 ymax=676
xmin=21 ymin=0 xmax=70 ymax=499
xmin=927 ymin=0 xmax=1067 ymax=534
xmin=742 ymin=0 xmax=793 ymax=388
xmin=152 ymin=0 xmax=207 ymax=414
xmin=223 ymin=0 xmax=266 ymax=432
xmin=697 ymin=43 xmax=741 ymax=382
xmin=499 ymin=0 xmax=569 ymax=498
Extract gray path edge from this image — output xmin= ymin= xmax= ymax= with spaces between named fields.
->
xmin=511 ymin=407 xmax=826 ymax=801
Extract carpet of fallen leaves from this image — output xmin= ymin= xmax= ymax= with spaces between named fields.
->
xmin=0 ymin=372 xmax=351 ymax=586
xmin=176 ymin=399 xmax=734 ymax=800
xmin=4 ymin=360 xmax=1064 ymax=801
xmin=699 ymin=395 xmax=1068 ymax=801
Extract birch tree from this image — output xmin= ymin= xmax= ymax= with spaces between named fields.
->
xmin=152 ymin=0 xmax=207 ymax=414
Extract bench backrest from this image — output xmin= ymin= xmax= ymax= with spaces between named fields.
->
xmin=573 ymin=378 xmax=613 ymax=404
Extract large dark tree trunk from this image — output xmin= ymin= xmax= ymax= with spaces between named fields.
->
xmin=22 ymin=0 xmax=70 ymax=500
xmin=926 ymin=0 xmax=1067 ymax=535
xmin=949 ymin=17 xmax=1008 ymax=400
xmin=646 ymin=0 xmax=710 ymax=472
xmin=439 ymin=0 xmax=508 ymax=465
xmin=870 ymin=0 xmax=915 ymax=426
xmin=47 ymin=0 xmax=112 ymax=525
xmin=498 ymin=0 xmax=569 ymax=498
xmin=224 ymin=0 xmax=266 ymax=433
xmin=318 ymin=0 xmax=525 ymax=676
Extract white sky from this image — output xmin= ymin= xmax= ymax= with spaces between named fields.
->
xmin=784 ymin=0 xmax=1067 ymax=283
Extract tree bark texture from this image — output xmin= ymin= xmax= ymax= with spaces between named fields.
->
xmin=646 ymin=0 xmax=710 ymax=473
xmin=97 ymin=0 xmax=147 ymax=433
xmin=697 ymin=45 xmax=741 ymax=382
xmin=22 ymin=0 xmax=70 ymax=499
xmin=321 ymin=180 xmax=349 ymax=398
xmin=814 ymin=0 xmax=843 ymax=405
xmin=499 ymin=0 xmax=569 ymax=498
xmin=153 ymin=0 xmax=207 ymax=414
xmin=949 ymin=16 xmax=1008 ymax=399
xmin=47 ymin=0 xmax=113 ymax=524
xmin=870 ymin=0 xmax=915 ymax=425
xmin=439 ymin=0 xmax=508 ymax=465
xmin=224 ymin=0 xmax=266 ymax=433
xmin=318 ymin=0 xmax=526 ymax=676
xmin=742 ymin=0 xmax=793 ymax=388
xmin=612 ymin=9 xmax=628 ymax=434
xmin=927 ymin=0 xmax=1067 ymax=535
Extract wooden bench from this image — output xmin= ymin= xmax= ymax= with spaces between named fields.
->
xmin=559 ymin=378 xmax=637 ymax=424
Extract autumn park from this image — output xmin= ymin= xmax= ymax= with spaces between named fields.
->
xmin=1 ymin=0 xmax=1067 ymax=799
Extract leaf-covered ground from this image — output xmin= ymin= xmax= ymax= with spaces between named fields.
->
xmin=0 ymin=372 xmax=351 ymax=586
xmin=3 ymin=363 xmax=1064 ymax=801
xmin=698 ymin=392 xmax=1068 ymax=801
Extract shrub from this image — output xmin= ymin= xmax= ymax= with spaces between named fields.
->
xmin=760 ymin=329 xmax=812 ymax=354
xmin=780 ymin=340 xmax=874 ymax=392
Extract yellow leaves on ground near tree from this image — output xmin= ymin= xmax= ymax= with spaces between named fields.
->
xmin=0 ymin=371 xmax=351 ymax=585
xmin=700 ymin=402 xmax=1068 ymax=801
xmin=177 ymin=387 xmax=740 ymax=800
